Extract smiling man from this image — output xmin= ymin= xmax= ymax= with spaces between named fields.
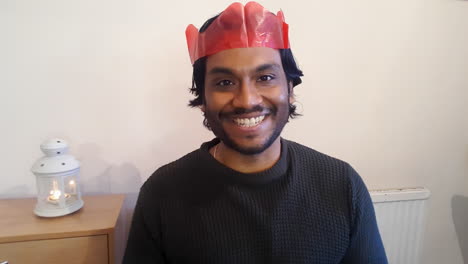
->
xmin=123 ymin=2 xmax=387 ymax=263
xmin=202 ymin=47 xmax=292 ymax=173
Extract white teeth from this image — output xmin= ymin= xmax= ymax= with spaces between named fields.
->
xmin=233 ymin=115 xmax=265 ymax=127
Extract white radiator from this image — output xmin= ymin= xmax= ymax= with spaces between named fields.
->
xmin=370 ymin=187 xmax=431 ymax=264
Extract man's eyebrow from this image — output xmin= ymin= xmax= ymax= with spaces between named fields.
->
xmin=207 ymin=67 xmax=235 ymax=75
xmin=255 ymin=63 xmax=282 ymax=72
xmin=207 ymin=64 xmax=282 ymax=75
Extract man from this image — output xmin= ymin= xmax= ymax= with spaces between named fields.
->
xmin=123 ymin=2 xmax=387 ymax=263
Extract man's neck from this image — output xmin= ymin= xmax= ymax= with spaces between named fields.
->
xmin=210 ymin=138 xmax=282 ymax=173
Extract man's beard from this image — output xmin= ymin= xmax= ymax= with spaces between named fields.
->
xmin=204 ymin=104 xmax=289 ymax=155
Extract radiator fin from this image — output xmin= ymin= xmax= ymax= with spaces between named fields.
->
xmin=371 ymin=188 xmax=430 ymax=264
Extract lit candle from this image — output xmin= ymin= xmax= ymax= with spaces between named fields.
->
xmin=49 ymin=189 xmax=61 ymax=201
xmin=48 ymin=180 xmax=61 ymax=203
xmin=69 ymin=180 xmax=76 ymax=195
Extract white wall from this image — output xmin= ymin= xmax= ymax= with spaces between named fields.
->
xmin=1 ymin=0 xmax=467 ymax=263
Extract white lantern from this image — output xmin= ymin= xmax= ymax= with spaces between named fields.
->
xmin=31 ymin=138 xmax=84 ymax=217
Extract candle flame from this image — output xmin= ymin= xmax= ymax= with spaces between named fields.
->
xmin=50 ymin=189 xmax=61 ymax=200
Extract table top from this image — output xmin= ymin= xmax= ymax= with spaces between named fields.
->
xmin=0 ymin=194 xmax=125 ymax=243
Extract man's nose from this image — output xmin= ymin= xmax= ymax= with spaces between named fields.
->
xmin=232 ymin=81 xmax=262 ymax=109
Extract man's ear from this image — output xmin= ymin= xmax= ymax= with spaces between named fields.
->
xmin=288 ymin=81 xmax=295 ymax=104
xmin=200 ymin=104 xmax=206 ymax=113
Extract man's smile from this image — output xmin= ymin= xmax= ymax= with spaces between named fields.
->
xmin=232 ymin=115 xmax=265 ymax=127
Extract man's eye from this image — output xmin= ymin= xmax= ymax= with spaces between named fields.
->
xmin=216 ymin=80 xmax=234 ymax=86
xmin=258 ymin=75 xmax=274 ymax=82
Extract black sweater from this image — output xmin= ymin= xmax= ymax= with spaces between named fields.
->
xmin=123 ymin=138 xmax=387 ymax=263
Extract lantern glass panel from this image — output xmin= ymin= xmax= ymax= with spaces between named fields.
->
xmin=63 ymin=174 xmax=80 ymax=206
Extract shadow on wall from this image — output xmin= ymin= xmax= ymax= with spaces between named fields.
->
xmin=76 ymin=142 xmax=142 ymax=263
xmin=76 ymin=142 xmax=142 ymax=194
xmin=117 ymin=193 xmax=139 ymax=262
xmin=452 ymin=195 xmax=468 ymax=264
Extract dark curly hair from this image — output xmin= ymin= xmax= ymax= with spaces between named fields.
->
xmin=188 ymin=14 xmax=304 ymax=128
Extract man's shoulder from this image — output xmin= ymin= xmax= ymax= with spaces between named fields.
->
xmin=284 ymin=139 xmax=368 ymax=207
xmin=284 ymin=138 xmax=349 ymax=169
xmin=142 ymin=148 xmax=203 ymax=193
xmin=283 ymin=138 xmax=359 ymax=186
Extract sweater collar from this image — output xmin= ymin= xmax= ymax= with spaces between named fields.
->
xmin=199 ymin=138 xmax=289 ymax=185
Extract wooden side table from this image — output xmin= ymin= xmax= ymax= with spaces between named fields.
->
xmin=0 ymin=194 xmax=125 ymax=264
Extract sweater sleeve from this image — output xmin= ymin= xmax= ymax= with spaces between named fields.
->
xmin=341 ymin=165 xmax=388 ymax=264
xmin=123 ymin=182 xmax=167 ymax=263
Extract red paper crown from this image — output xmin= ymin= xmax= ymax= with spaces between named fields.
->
xmin=185 ymin=1 xmax=290 ymax=64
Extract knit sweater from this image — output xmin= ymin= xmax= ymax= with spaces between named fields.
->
xmin=123 ymin=138 xmax=388 ymax=263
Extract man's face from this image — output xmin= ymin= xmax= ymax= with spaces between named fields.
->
xmin=203 ymin=47 xmax=292 ymax=155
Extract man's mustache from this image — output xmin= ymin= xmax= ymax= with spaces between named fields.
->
xmin=221 ymin=105 xmax=276 ymax=117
